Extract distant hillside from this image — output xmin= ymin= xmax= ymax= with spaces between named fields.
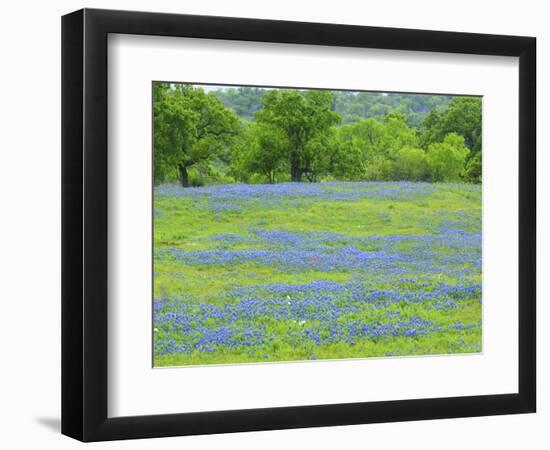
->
xmin=208 ymin=86 xmax=452 ymax=128
xmin=332 ymin=91 xmax=452 ymax=128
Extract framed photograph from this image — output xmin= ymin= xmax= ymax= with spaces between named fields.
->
xmin=61 ymin=8 xmax=536 ymax=442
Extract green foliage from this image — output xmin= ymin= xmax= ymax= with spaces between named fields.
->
xmin=363 ymin=155 xmax=394 ymax=181
xmin=421 ymin=96 xmax=482 ymax=152
xmin=426 ymin=133 xmax=470 ymax=182
xmin=186 ymin=161 xmax=236 ymax=186
xmin=420 ymin=97 xmax=482 ymax=183
xmin=463 ymin=151 xmax=482 ymax=184
xmin=334 ymin=113 xmax=420 ymax=181
xmin=327 ymin=127 xmax=365 ymax=180
xmin=393 ymin=147 xmax=428 ymax=181
xmin=381 ymin=113 xmax=420 ymax=156
xmin=154 ymin=83 xmax=482 ymax=185
xmin=153 ymin=83 xmax=197 ymax=183
xmin=211 ymin=88 xmax=452 ymax=128
xmin=232 ymin=122 xmax=289 ymax=183
xmin=301 ymin=129 xmax=337 ymax=182
xmin=211 ymin=86 xmax=265 ymax=119
xmin=331 ymin=91 xmax=452 ymax=127
xmin=153 ymin=83 xmax=241 ymax=186
xmin=255 ymin=89 xmax=341 ymax=181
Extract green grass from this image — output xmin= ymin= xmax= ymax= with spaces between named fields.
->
xmin=153 ymin=182 xmax=482 ymax=366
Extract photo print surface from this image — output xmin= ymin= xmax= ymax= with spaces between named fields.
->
xmin=152 ymin=82 xmax=482 ymax=367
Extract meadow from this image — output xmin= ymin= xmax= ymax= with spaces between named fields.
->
xmin=153 ymin=181 xmax=482 ymax=367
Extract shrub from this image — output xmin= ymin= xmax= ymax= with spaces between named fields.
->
xmin=392 ymin=147 xmax=428 ymax=181
xmin=364 ymin=156 xmax=394 ymax=181
xmin=426 ymin=133 xmax=469 ymax=182
xmin=463 ymin=152 xmax=482 ymax=183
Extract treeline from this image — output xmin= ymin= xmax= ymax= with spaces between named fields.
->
xmin=153 ymin=83 xmax=481 ymax=187
xmin=212 ymin=86 xmax=452 ymax=127
xmin=331 ymin=91 xmax=452 ymax=127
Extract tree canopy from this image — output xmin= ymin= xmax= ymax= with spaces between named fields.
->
xmin=213 ymin=87 xmax=453 ymax=127
xmin=153 ymin=83 xmax=240 ymax=186
xmin=153 ymin=83 xmax=482 ymax=186
xmin=420 ymin=97 xmax=482 ymax=182
xmin=254 ymin=89 xmax=341 ymax=181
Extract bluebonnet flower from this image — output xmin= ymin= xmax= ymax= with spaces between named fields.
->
xmin=153 ymin=182 xmax=482 ymax=359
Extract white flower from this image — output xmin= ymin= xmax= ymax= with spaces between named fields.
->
xmin=153 ymin=328 xmax=159 ymax=333
xmin=299 ymin=320 xmax=306 ymax=326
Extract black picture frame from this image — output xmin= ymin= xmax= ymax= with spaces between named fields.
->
xmin=61 ymin=8 xmax=536 ymax=442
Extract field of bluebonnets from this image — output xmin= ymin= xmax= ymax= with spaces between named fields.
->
xmin=153 ymin=181 xmax=482 ymax=366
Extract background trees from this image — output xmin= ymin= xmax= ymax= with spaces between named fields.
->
xmin=420 ymin=97 xmax=482 ymax=182
xmin=426 ymin=133 xmax=470 ymax=182
xmin=153 ymin=83 xmax=240 ymax=186
xmin=212 ymin=86 xmax=265 ymax=119
xmin=255 ymin=89 xmax=341 ymax=181
xmin=153 ymin=83 xmax=482 ymax=186
xmin=393 ymin=147 xmax=428 ymax=181
xmin=153 ymin=83 xmax=197 ymax=184
xmin=213 ymin=88 xmax=454 ymax=126
xmin=231 ymin=122 xmax=288 ymax=183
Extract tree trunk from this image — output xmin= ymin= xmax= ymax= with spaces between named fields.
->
xmin=291 ymin=165 xmax=302 ymax=182
xmin=179 ymin=164 xmax=189 ymax=187
xmin=290 ymin=148 xmax=302 ymax=182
